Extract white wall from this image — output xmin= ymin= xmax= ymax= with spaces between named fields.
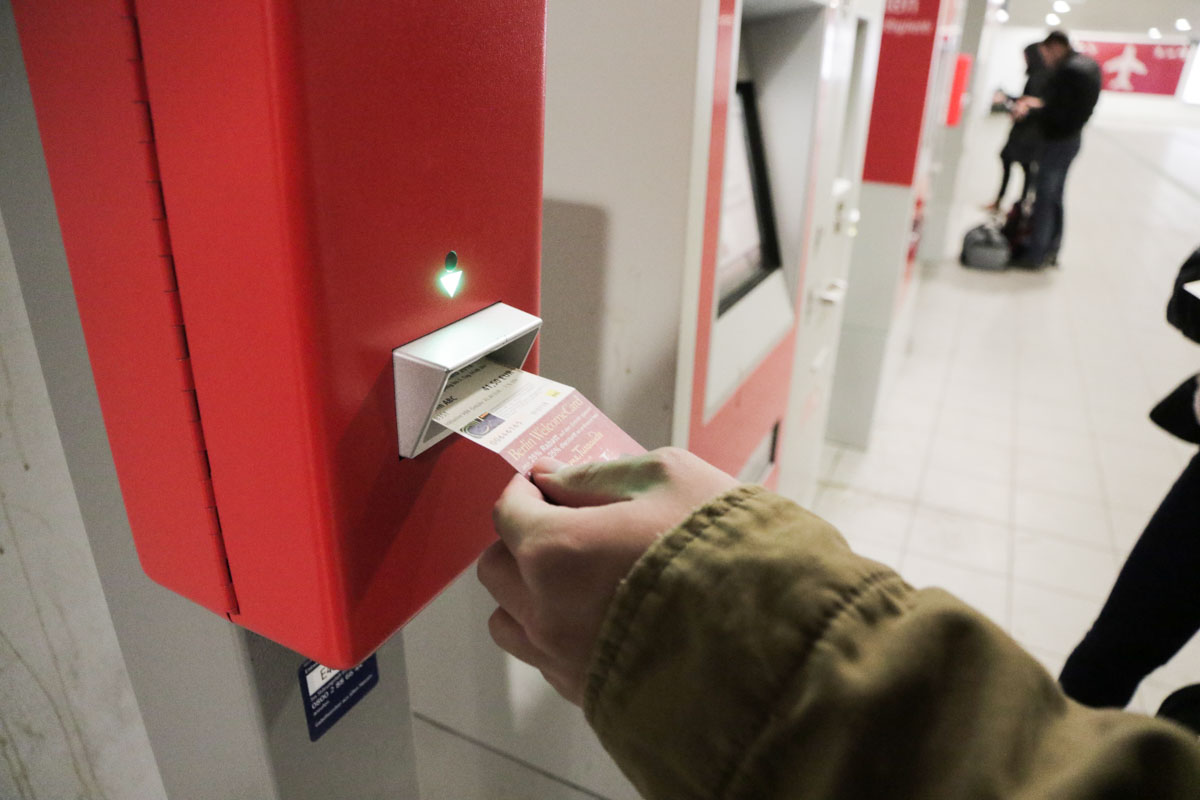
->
xmin=539 ymin=0 xmax=718 ymax=450
xmin=1181 ymin=44 xmax=1200 ymax=104
xmin=0 ymin=207 xmax=167 ymax=800
xmin=977 ymin=24 xmax=1047 ymax=101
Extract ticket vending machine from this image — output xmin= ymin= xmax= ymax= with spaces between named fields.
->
xmin=538 ymin=0 xmax=854 ymax=486
xmin=827 ymin=0 xmax=963 ymax=449
xmin=773 ymin=1 xmax=884 ymax=504
xmin=13 ymin=1 xmax=547 ymax=670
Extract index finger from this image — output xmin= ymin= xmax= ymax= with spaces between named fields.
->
xmin=492 ymin=472 xmax=566 ymax=551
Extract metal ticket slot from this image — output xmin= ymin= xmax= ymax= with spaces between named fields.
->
xmin=393 ymin=302 xmax=542 ymax=458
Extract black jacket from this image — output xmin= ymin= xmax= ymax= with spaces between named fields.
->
xmin=1037 ymin=51 xmax=1101 ymax=140
xmin=1021 ymin=42 xmax=1050 ymax=98
xmin=1167 ymin=246 xmax=1200 ymax=344
xmin=1003 ymin=43 xmax=1050 ymax=164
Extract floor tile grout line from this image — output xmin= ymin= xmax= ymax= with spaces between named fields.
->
xmin=1040 ymin=208 xmax=1121 ymax=669
xmin=899 ymin=264 xmax=971 ymax=575
xmin=411 ymin=712 xmax=616 ymax=800
xmin=1090 ymin=124 xmax=1200 ymax=206
xmin=1060 ymin=244 xmax=1121 ymax=564
xmin=1005 ymin=287 xmax=1022 ymax=633
xmin=902 ymin=553 xmax=1111 ymax=607
xmin=823 ymin=445 xmax=844 ymax=488
xmin=902 ymin=549 xmax=1009 ymax=581
xmin=818 ymin=474 xmax=1114 ymax=555
xmin=1011 ymin=524 xmax=1123 ymax=555
xmin=1009 ymin=575 xmax=1113 ymax=607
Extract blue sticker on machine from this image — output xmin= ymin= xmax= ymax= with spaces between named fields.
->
xmin=298 ymin=655 xmax=379 ymax=742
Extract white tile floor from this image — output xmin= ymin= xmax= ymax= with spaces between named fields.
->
xmin=814 ymin=92 xmax=1200 ymax=717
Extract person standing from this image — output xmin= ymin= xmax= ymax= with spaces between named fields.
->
xmin=1012 ymin=31 xmax=1101 ymax=267
xmin=1059 ymin=247 xmax=1200 ymax=733
xmin=986 ymin=42 xmax=1048 ymax=212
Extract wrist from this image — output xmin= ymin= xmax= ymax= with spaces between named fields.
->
xmin=582 ymin=486 xmax=904 ymax=798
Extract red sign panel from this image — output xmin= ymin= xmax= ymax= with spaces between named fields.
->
xmin=862 ymin=0 xmax=944 ymax=186
xmin=1076 ymin=40 xmax=1190 ymax=96
xmin=945 ymin=53 xmax=974 ymax=127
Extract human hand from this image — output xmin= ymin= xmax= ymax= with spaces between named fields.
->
xmin=1012 ymin=95 xmax=1043 ymax=120
xmin=476 ymin=448 xmax=740 ymax=705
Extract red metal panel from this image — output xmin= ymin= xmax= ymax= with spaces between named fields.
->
xmin=687 ymin=2 xmax=735 ymax=470
xmin=945 ymin=53 xmax=972 ymax=127
xmin=861 ymin=0 xmax=943 ymax=186
xmin=18 ymin=1 xmax=545 ymax=668
xmin=12 ymin=1 xmax=236 ymax=615
xmin=133 ymin=1 xmax=545 ymax=667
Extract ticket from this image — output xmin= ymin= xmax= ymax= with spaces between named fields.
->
xmin=433 ymin=358 xmax=644 ymax=474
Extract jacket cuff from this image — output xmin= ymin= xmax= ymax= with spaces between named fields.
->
xmin=583 ymin=485 xmax=908 ymax=799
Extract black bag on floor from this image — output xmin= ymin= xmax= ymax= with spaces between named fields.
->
xmin=1001 ymin=198 xmax=1033 ymax=261
xmin=961 ymin=222 xmax=1010 ymax=270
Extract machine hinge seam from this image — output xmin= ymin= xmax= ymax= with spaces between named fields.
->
xmin=124 ymin=7 xmax=241 ymax=615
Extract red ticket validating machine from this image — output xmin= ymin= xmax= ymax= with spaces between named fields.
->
xmin=13 ymin=1 xmax=546 ymax=668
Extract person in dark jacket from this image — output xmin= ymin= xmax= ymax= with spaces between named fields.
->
xmin=1012 ymin=31 xmax=1101 ymax=267
xmin=1060 ymin=247 xmax=1200 ymax=734
xmin=987 ymin=42 xmax=1048 ymax=211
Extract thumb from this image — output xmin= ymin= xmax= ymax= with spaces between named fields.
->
xmin=532 ymin=454 xmax=665 ymax=508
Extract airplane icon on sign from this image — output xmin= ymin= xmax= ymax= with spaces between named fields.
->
xmin=1102 ymin=44 xmax=1148 ymax=91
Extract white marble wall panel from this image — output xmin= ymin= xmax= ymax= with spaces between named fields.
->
xmin=0 ymin=212 xmax=166 ymax=800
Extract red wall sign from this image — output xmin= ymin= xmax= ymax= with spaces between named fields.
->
xmin=862 ymin=0 xmax=944 ymax=186
xmin=1076 ymin=40 xmax=1191 ymax=96
xmin=945 ymin=53 xmax=973 ymax=127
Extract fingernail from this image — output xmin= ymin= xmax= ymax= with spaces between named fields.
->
xmin=532 ymin=457 xmax=567 ymax=475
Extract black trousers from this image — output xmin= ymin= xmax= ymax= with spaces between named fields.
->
xmin=1059 ymin=450 xmax=1200 ymax=708
xmin=995 ymin=157 xmax=1032 ymax=207
xmin=1027 ymin=134 xmax=1081 ymax=264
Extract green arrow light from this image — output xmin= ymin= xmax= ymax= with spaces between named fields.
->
xmin=438 ymin=251 xmax=464 ymax=298
xmin=439 ymin=269 xmax=463 ymax=297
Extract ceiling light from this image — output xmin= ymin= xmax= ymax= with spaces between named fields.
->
xmin=1149 ymin=27 xmax=1163 ymax=39
xmin=996 ymin=8 xmax=1010 ymax=22
xmin=1052 ymin=1 xmax=1070 ymax=13
xmin=1046 ymin=12 xmax=1061 ymax=26
xmin=1177 ymin=19 xmax=1193 ymax=32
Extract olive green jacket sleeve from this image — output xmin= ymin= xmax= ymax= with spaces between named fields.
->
xmin=584 ymin=486 xmax=1200 ymax=800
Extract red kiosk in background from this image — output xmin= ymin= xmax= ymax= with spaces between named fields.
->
xmin=826 ymin=0 xmax=960 ymax=449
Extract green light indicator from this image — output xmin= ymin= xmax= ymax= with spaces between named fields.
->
xmin=438 ymin=251 xmax=464 ymax=298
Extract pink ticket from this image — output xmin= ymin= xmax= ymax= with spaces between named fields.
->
xmin=433 ymin=359 xmax=644 ymax=474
